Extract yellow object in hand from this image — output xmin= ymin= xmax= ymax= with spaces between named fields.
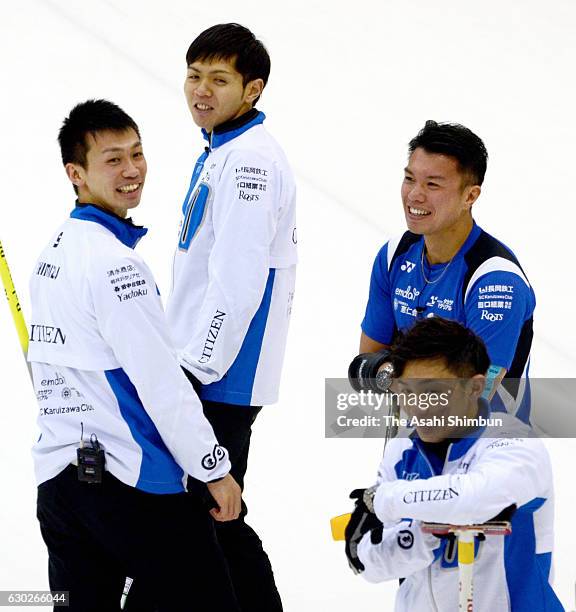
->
xmin=330 ymin=513 xmax=352 ymax=541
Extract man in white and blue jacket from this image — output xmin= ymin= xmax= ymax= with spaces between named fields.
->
xmin=166 ymin=24 xmax=297 ymax=612
xmin=30 ymin=99 xmax=241 ymax=611
xmin=345 ymin=318 xmax=563 ymax=611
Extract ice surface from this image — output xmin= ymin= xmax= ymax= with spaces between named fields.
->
xmin=0 ymin=1 xmax=575 ymax=609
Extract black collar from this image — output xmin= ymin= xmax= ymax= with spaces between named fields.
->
xmin=213 ymin=108 xmax=259 ymax=135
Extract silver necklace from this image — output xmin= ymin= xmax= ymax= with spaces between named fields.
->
xmin=420 ymin=245 xmax=455 ymax=285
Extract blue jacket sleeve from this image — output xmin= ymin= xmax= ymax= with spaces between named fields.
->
xmin=465 ymin=271 xmax=535 ymax=370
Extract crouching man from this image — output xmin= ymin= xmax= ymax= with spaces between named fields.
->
xmin=345 ymin=318 xmax=563 ymax=611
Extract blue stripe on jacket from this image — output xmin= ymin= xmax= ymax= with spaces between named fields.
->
xmin=201 ymin=268 xmax=276 ymax=406
xmin=105 ymin=368 xmax=185 ymax=493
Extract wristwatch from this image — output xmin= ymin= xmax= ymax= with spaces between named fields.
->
xmin=363 ymin=485 xmax=377 ymax=513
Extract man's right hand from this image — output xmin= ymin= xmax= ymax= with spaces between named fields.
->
xmin=207 ymin=474 xmax=242 ymax=522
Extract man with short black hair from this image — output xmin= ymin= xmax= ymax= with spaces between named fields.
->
xmin=166 ymin=23 xmax=297 ymax=611
xmin=345 ymin=318 xmax=563 ymax=611
xmin=360 ymin=121 xmax=536 ymax=421
xmin=30 ymin=99 xmax=241 ymax=611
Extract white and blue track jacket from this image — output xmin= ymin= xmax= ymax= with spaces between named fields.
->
xmin=166 ymin=109 xmax=297 ymax=406
xmin=28 ymin=204 xmax=230 ymax=493
xmin=358 ymin=411 xmax=563 ymax=611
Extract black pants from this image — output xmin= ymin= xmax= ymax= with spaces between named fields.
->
xmin=188 ymin=400 xmax=283 ymax=612
xmin=37 ymin=465 xmax=240 ymax=612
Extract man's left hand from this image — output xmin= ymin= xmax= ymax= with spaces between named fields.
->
xmin=345 ymin=487 xmax=383 ymax=574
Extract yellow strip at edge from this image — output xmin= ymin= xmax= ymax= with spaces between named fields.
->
xmin=0 ymin=240 xmax=29 ymax=355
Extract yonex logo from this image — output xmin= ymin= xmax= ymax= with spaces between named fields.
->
xmin=401 ymin=260 xmax=416 ymax=272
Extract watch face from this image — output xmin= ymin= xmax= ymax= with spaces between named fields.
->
xmin=364 ymin=486 xmax=377 ymax=513
xmin=375 ymin=365 xmax=394 ymax=392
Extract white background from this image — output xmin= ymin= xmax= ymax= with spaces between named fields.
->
xmin=0 ymin=1 xmax=575 ymax=609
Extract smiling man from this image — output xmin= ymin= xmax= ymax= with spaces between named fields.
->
xmin=165 ymin=24 xmax=297 ymax=612
xmin=65 ymin=128 xmax=145 ymax=215
xmin=29 ymin=99 xmax=241 ymax=611
xmin=360 ymin=121 xmax=536 ymax=422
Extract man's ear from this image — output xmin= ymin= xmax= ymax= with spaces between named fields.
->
xmin=244 ymin=78 xmax=264 ymax=105
xmin=65 ymin=163 xmax=85 ymax=189
xmin=465 ymin=185 xmax=481 ymax=210
xmin=470 ymin=374 xmax=486 ymax=399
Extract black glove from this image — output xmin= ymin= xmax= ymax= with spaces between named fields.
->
xmin=490 ymin=504 xmax=517 ymax=523
xmin=345 ymin=488 xmax=384 ymax=574
xmin=348 ymin=350 xmax=394 ymax=393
